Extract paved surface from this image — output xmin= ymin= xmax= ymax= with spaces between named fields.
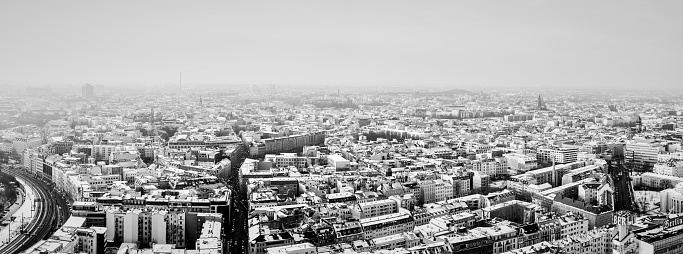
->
xmin=222 ymin=145 xmax=249 ymax=254
xmin=0 ymin=178 xmax=35 ymax=246
xmin=228 ymin=196 xmax=249 ymax=254
xmin=0 ymin=168 xmax=70 ymax=254
xmin=1 ymin=187 xmax=25 ymax=222
xmin=609 ymin=160 xmax=637 ymax=211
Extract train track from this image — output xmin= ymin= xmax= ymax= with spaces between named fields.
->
xmin=0 ymin=168 xmax=70 ymax=254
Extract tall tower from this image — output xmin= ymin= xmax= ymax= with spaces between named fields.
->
xmin=199 ymin=96 xmax=203 ymax=107
xmin=551 ymin=155 xmax=557 ymax=186
xmin=82 ymin=84 xmax=94 ymax=99
xmin=179 ymin=72 xmax=182 ymax=92
xmin=150 ymin=108 xmax=154 ymax=131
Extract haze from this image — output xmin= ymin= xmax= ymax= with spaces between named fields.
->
xmin=1 ymin=0 xmax=682 ymax=90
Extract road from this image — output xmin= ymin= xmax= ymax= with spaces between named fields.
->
xmin=229 ymin=195 xmax=249 ymax=254
xmin=0 ymin=167 xmax=71 ymax=254
xmin=1 ymin=185 xmax=25 ymax=222
xmin=0 ymin=177 xmax=35 ymax=247
xmin=220 ymin=145 xmax=249 ymax=254
xmin=608 ymin=159 xmax=637 ymax=211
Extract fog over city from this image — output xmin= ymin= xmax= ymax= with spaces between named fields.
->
xmin=3 ymin=2 xmax=683 ymax=254
xmin=1 ymin=0 xmax=682 ymax=90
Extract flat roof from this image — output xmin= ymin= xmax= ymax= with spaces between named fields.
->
xmin=63 ymin=216 xmax=87 ymax=228
xmin=360 ymin=211 xmax=411 ymax=227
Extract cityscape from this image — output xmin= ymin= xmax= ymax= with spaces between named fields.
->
xmin=1 ymin=1 xmax=682 ymax=254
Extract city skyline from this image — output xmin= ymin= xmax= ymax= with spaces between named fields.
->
xmin=3 ymin=1 xmax=683 ymax=254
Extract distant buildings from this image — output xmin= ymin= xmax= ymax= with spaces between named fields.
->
xmin=5 ymin=88 xmax=683 ymax=254
xmin=504 ymin=114 xmax=535 ymax=122
xmin=82 ymin=83 xmax=94 ymax=99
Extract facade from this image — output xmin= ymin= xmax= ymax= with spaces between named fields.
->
xmin=265 ymin=243 xmax=317 ymax=254
xmin=419 ymin=179 xmax=454 ymax=204
xmin=82 ymin=83 xmax=94 ymax=98
xmin=332 ymin=221 xmax=363 ymax=243
xmin=252 ymin=132 xmax=326 ymax=157
xmin=105 ymin=207 xmax=219 ymax=249
xmin=0 ymin=139 xmax=13 ymax=154
xmin=370 ymin=232 xmax=420 ymax=251
xmin=504 ymin=114 xmax=534 ymax=122
xmin=470 ymin=158 xmax=508 ymax=177
xmin=93 ymin=145 xmax=117 ymax=161
xmin=482 ymin=200 xmax=539 ymax=225
xmin=660 ymin=183 xmax=683 ymax=213
xmin=351 ymin=199 xmax=398 ymax=219
xmin=360 ymin=211 xmax=414 ymax=239
xmin=13 ymin=136 xmax=43 ymax=154
xmin=75 ymin=227 xmax=107 ymax=254
xmin=556 ymin=213 xmax=588 ymax=239
xmin=327 ymin=154 xmax=350 ymax=170
xmin=504 ymin=153 xmax=538 ymax=171
xmin=639 ymin=172 xmax=683 ymax=189
xmin=551 ymin=194 xmax=613 ymax=229
xmin=265 ymin=153 xmax=311 ymax=168
xmin=551 ymin=227 xmax=613 ymax=254
xmin=537 ymin=147 xmax=579 ymax=165
xmin=653 ymin=160 xmax=683 ymax=177
xmin=636 ymin=214 xmax=683 ymax=254
xmin=250 ymin=231 xmax=295 ymax=254
xmin=625 ymin=141 xmax=665 ymax=168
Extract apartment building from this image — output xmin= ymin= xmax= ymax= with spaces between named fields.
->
xmin=625 ymin=141 xmax=665 ymax=168
xmin=265 ymin=153 xmax=311 ymax=168
xmin=469 ymin=158 xmax=508 ymax=177
xmin=13 ymin=136 xmax=43 ymax=154
xmin=351 ymin=199 xmax=399 ymax=219
xmin=105 ymin=207 xmax=217 ymax=249
xmin=75 ymin=227 xmax=107 ymax=254
xmin=537 ymin=147 xmax=579 ymax=164
xmin=360 ymin=211 xmax=414 ymax=239
xmin=419 ymin=179 xmax=454 ymax=204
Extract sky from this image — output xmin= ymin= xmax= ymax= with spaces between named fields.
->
xmin=1 ymin=0 xmax=682 ymax=89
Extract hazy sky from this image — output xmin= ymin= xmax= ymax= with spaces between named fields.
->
xmin=1 ymin=1 xmax=682 ymax=89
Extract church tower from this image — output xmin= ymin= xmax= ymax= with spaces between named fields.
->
xmin=537 ymin=94 xmax=546 ymax=110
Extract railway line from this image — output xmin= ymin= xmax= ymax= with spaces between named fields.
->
xmin=0 ymin=167 xmax=70 ymax=254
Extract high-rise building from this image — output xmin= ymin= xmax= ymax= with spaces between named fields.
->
xmin=82 ymin=83 xmax=94 ymax=98
xmin=625 ymin=141 xmax=665 ymax=168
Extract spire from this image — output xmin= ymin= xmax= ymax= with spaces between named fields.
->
xmin=199 ymin=96 xmax=203 ymax=107
xmin=551 ymin=155 xmax=556 ymax=186
xmin=538 ymin=94 xmax=545 ymax=110
xmin=150 ymin=108 xmax=154 ymax=133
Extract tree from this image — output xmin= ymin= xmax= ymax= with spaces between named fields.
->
xmin=232 ymin=125 xmax=246 ymax=136
xmin=0 ymin=151 xmax=8 ymax=163
xmin=160 ymin=126 xmax=179 ymax=138
xmin=139 ymin=128 xmax=150 ymax=136
xmin=215 ymin=130 xmax=232 ymax=137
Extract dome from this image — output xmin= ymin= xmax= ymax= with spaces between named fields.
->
xmin=674 ymin=182 xmax=683 ymax=194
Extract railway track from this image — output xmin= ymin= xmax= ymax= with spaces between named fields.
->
xmin=0 ymin=168 xmax=69 ymax=254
